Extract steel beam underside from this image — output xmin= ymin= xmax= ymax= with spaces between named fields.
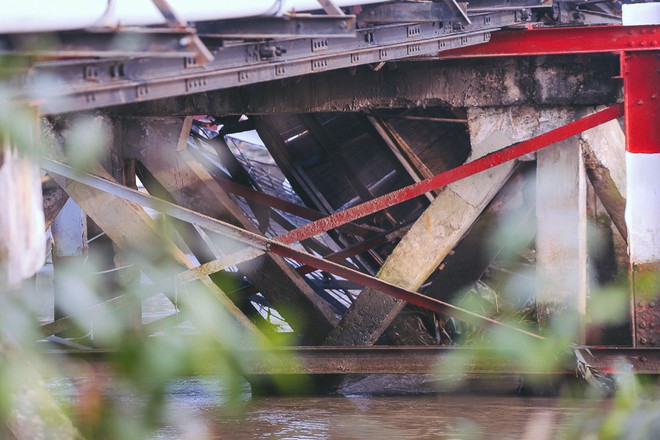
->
xmin=13 ymin=10 xmax=527 ymax=115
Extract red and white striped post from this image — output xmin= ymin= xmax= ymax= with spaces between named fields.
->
xmin=622 ymin=3 xmax=660 ymax=347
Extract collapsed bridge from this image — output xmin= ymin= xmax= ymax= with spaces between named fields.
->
xmin=1 ymin=0 xmax=659 ymax=384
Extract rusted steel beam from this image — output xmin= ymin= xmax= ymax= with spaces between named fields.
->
xmin=42 ymin=158 xmax=543 ymax=341
xmin=243 ymin=346 xmax=660 ymax=375
xmin=230 ymin=224 xmax=408 ymax=300
xmin=43 ymin=345 xmax=660 ymax=375
xmin=633 ymin=262 xmax=660 ymax=347
xmin=275 ymin=104 xmax=624 ymax=245
xmin=199 ymin=160 xmax=377 ymax=237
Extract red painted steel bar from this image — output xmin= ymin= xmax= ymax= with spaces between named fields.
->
xmin=622 ymin=51 xmax=660 ymax=154
xmin=439 ymin=24 xmax=660 ymax=59
xmin=210 ymin=171 xmax=379 ymax=237
xmin=267 ymin=240 xmax=545 ymax=340
xmin=275 ymin=104 xmax=624 ymax=245
xmin=621 ymin=50 xmax=660 ymax=347
xmin=212 ymin=175 xmax=326 ymax=221
xmin=230 ymin=227 xmax=398 ymax=299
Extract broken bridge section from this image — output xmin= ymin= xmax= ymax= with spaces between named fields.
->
xmin=2 ymin=1 xmax=657 ymax=379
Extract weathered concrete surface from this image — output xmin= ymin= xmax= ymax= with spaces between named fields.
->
xmin=110 ymin=56 xmax=620 ymax=116
xmin=325 ymin=106 xmax=580 ymax=346
xmin=536 ymin=137 xmax=588 ymax=334
xmin=51 ymin=198 xmax=86 ymax=259
xmin=421 ymin=166 xmax=534 ymax=304
xmin=122 ymin=117 xmax=339 ymax=343
xmin=579 ymin=116 xmax=627 ymax=240
xmin=42 ymin=177 xmax=69 ymax=230
xmin=51 ymin=198 xmax=88 ymax=325
xmin=0 ymin=140 xmax=45 ymax=288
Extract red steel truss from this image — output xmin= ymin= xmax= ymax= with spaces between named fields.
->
xmin=439 ymin=24 xmax=660 ymax=59
xmin=622 ymin=51 xmax=660 ymax=154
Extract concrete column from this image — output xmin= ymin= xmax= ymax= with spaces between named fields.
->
xmin=0 ymin=139 xmax=45 ymax=289
xmin=51 ymin=198 xmax=87 ymax=322
xmin=623 ymin=2 xmax=660 ymax=347
xmin=0 ymin=117 xmax=79 ymax=440
xmin=536 ymin=138 xmax=588 ymax=333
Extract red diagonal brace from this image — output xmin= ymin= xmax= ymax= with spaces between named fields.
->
xmin=276 ymin=104 xmax=624 ymax=245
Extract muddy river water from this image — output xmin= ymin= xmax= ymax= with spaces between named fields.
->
xmin=48 ymin=374 xmax=616 ymax=439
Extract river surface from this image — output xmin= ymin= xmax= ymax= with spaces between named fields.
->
xmin=47 ymin=374 xmax=615 ymax=439
xmin=36 ymin=266 xmax=617 ymax=439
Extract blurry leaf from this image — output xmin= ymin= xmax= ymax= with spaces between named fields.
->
xmin=65 ymin=117 xmax=107 ymax=171
xmin=589 ymin=287 xmax=629 ymax=325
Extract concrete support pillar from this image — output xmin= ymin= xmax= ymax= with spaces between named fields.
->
xmin=325 ymin=106 xmax=578 ymax=346
xmin=0 ymin=115 xmax=79 ymax=439
xmin=51 ymin=198 xmax=87 ymax=322
xmin=622 ymin=3 xmax=660 ymax=347
xmin=536 ymin=138 xmax=588 ymax=333
xmin=0 ymin=138 xmax=45 ymax=289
